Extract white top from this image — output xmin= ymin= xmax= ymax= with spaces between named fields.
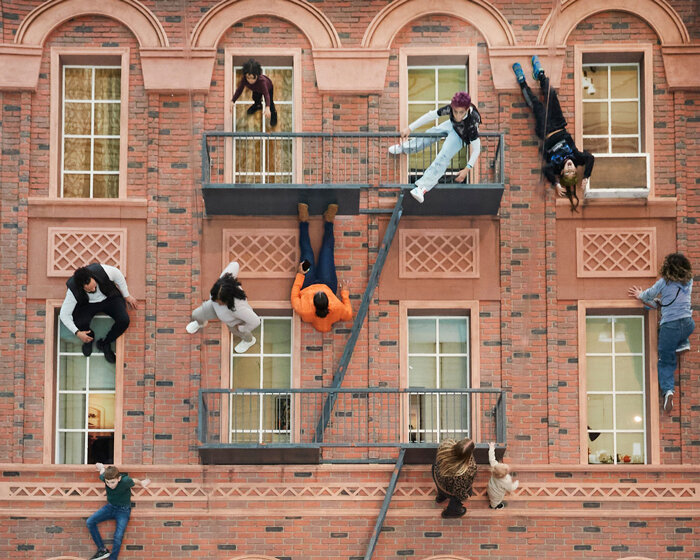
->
xmin=212 ymin=261 xmax=260 ymax=332
xmin=59 ymin=265 xmax=131 ymax=334
xmin=487 ymin=445 xmax=519 ymax=507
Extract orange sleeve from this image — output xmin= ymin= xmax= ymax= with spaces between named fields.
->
xmin=339 ymin=289 xmax=353 ymax=321
xmin=290 ymin=273 xmax=306 ymax=315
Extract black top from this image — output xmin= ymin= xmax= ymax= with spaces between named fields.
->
xmin=99 ymin=473 xmax=135 ymax=507
xmin=436 ymin=104 xmax=481 ymax=144
xmin=66 ymin=263 xmax=120 ymax=306
xmin=542 ymin=130 xmax=595 ymax=185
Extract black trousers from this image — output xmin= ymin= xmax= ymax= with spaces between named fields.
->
xmin=522 ymin=75 xmax=568 ymax=140
xmin=73 ymin=296 xmax=130 ymax=345
xmin=251 ymin=84 xmax=276 ymax=114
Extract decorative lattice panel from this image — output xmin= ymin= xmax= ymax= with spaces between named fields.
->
xmin=400 ymin=229 xmax=479 ymax=278
xmin=223 ymin=229 xmax=298 ymax=278
xmin=47 ymin=228 xmax=127 ymax=277
xmin=577 ymin=228 xmax=656 ymax=278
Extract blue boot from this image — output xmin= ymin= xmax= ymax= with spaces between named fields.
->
xmin=531 ymin=55 xmax=544 ymax=81
xmin=512 ymin=63 xmax=526 ymax=85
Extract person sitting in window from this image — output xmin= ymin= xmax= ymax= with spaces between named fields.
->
xmin=291 ymin=203 xmax=353 ymax=333
xmin=231 ymin=58 xmax=277 ymax=127
xmin=388 ymin=91 xmax=481 ymax=204
xmin=432 ymin=437 xmax=477 ymax=518
xmin=512 ymin=56 xmax=595 ymax=212
xmin=186 ymin=261 xmax=261 ymax=354
xmin=59 ymin=263 xmax=137 ymax=364
xmin=628 ymin=252 xmax=694 ymax=413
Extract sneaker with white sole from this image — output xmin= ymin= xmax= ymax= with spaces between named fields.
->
xmin=388 ymin=144 xmax=403 ymax=155
xmin=410 ymin=186 xmax=426 ymax=203
xmin=676 ymin=342 xmax=690 ymax=353
xmin=234 ymin=336 xmax=256 ymax=353
xmin=663 ymin=390 xmax=674 ymax=413
xmin=186 ymin=320 xmax=207 ymax=334
xmin=90 ymin=549 xmax=110 ymax=560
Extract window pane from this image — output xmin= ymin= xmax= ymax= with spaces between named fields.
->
xmin=611 ymin=101 xmax=638 ymax=135
xmin=265 ymin=137 xmax=293 ymax=182
xmin=615 ymin=355 xmax=644 ymax=391
xmin=58 ymin=432 xmax=85 ymax=464
xmin=586 ymin=317 xmax=612 ymax=353
xmin=231 ymin=357 xmax=260 ymax=388
xmin=262 ymin=357 xmax=291 ymax=388
xmin=438 ymin=318 xmax=467 ymax=354
xmin=588 ymin=431 xmax=614 ymax=464
xmin=59 ymin=393 xmax=86 ymax=429
xmin=93 ymin=138 xmax=120 ymax=171
xmin=582 ymin=69 xmax=607 ymax=100
xmin=60 ymin=322 xmax=84 ymax=353
xmin=59 ymin=356 xmax=87 ymax=391
xmin=265 ymin=68 xmax=292 ymax=102
xmin=230 ymin=394 xmax=259 ymax=436
xmin=64 ymin=138 xmax=91 ymax=170
xmin=408 ymin=103 xmax=436 ymax=132
xmin=235 ymin=103 xmax=263 ymax=132
xmin=91 ymin=316 xmax=115 ymax=340
xmin=610 ymin=66 xmax=638 ymax=99
xmin=408 ymin=318 xmax=435 ymax=353
xmin=64 ymin=102 xmax=92 ymax=135
xmin=582 ymin=136 xmax=608 ymax=153
xmin=586 ymin=356 xmax=612 ymax=391
xmin=93 ymin=175 xmax=119 ymax=199
xmin=88 ymin=432 xmax=114 ymax=464
xmin=437 ymin=68 xmax=466 ymax=101
xmin=615 ymin=317 xmax=643 ymax=354
xmin=440 ymin=393 xmax=469 ymax=436
xmin=611 ymin=137 xmax=639 ymax=153
xmin=617 ymin=432 xmax=645 ymax=464
xmin=88 ymin=393 xmax=115 ymax=430
xmin=408 ymin=69 xmax=435 ymax=101
xmin=64 ymin=68 xmax=92 ymax=99
xmin=89 ymin=356 xmax=116 ymax=390
xmin=440 ymin=357 xmax=468 ymax=388
xmin=583 ymin=102 xmax=608 ymax=136
xmin=94 ymin=103 xmax=120 ymax=135
xmin=587 ymin=394 xmax=613 ymax=430
xmin=262 ymin=319 xmax=291 ymax=353
xmin=94 ymin=68 xmax=120 ymax=100
xmin=63 ymin=173 xmax=91 ymax=198
xmin=408 ymin=356 xmax=436 ymax=387
xmin=616 ymin=394 xmax=644 ymax=430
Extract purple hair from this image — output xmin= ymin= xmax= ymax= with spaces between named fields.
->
xmin=451 ymin=91 xmax=471 ymax=108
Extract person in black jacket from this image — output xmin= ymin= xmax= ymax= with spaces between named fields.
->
xmin=59 ymin=263 xmax=137 ymax=364
xmin=513 ymin=56 xmax=594 ymax=212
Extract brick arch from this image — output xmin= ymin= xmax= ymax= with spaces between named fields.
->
xmin=191 ymin=0 xmax=340 ymax=49
xmin=537 ymin=0 xmax=690 ymax=46
xmin=361 ymin=0 xmax=516 ymax=48
xmin=14 ymin=0 xmax=168 ymax=47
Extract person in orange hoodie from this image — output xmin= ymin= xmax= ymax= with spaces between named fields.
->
xmin=291 ymin=202 xmax=353 ymax=332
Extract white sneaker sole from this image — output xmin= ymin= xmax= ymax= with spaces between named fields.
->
xmin=186 ymin=320 xmax=207 ymax=334
xmin=410 ymin=187 xmax=424 ymax=203
xmin=234 ymin=336 xmax=256 ymax=353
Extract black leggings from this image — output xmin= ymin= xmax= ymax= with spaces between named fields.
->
xmin=521 ymin=75 xmax=568 ymax=140
xmin=252 ymin=84 xmax=276 ymax=113
xmin=73 ymin=296 xmax=130 ymax=345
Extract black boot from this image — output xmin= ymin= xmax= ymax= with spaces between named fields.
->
xmin=82 ymin=341 xmax=93 ymax=357
xmin=96 ymin=339 xmax=116 ymax=364
xmin=247 ymin=103 xmax=262 ymax=115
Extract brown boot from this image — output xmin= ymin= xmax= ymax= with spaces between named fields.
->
xmin=323 ymin=203 xmax=338 ymax=223
xmin=297 ymin=203 xmax=309 ymax=223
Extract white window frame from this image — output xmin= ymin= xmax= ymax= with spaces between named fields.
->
xmin=585 ymin=314 xmax=647 ymax=465
xmin=55 ymin=314 xmax=116 ymax=464
xmin=229 ymin=315 xmax=293 ymax=444
xmin=61 ymin=65 xmax=122 ymax=198
xmin=406 ymin=314 xmax=471 ymax=442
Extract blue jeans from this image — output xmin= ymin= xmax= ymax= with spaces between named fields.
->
xmin=398 ymin=119 xmax=464 ymax=192
xmin=299 ymin=221 xmax=337 ymax=294
xmin=86 ymin=503 xmax=131 ymax=559
xmin=657 ymin=317 xmax=695 ymax=394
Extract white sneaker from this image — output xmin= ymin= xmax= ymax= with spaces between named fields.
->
xmin=410 ymin=186 xmax=426 ymax=203
xmin=234 ymin=336 xmax=256 ymax=353
xmin=388 ymin=144 xmax=403 ymax=155
xmin=676 ymin=342 xmax=690 ymax=353
xmin=186 ymin=320 xmax=206 ymax=334
xmin=663 ymin=390 xmax=674 ymax=413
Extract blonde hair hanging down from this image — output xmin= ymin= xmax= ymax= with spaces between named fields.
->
xmin=436 ymin=438 xmax=475 ymax=478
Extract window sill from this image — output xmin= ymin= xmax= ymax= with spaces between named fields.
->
xmin=555 ymin=196 xmax=676 ymax=219
xmin=28 ymin=197 xmax=148 ymax=219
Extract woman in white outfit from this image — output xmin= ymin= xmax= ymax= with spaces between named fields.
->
xmin=186 ymin=261 xmax=261 ymax=353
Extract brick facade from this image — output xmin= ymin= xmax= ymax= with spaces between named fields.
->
xmin=0 ymin=0 xmax=698 ymax=558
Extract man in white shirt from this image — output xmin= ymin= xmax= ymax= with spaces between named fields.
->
xmin=59 ymin=263 xmax=138 ymax=364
